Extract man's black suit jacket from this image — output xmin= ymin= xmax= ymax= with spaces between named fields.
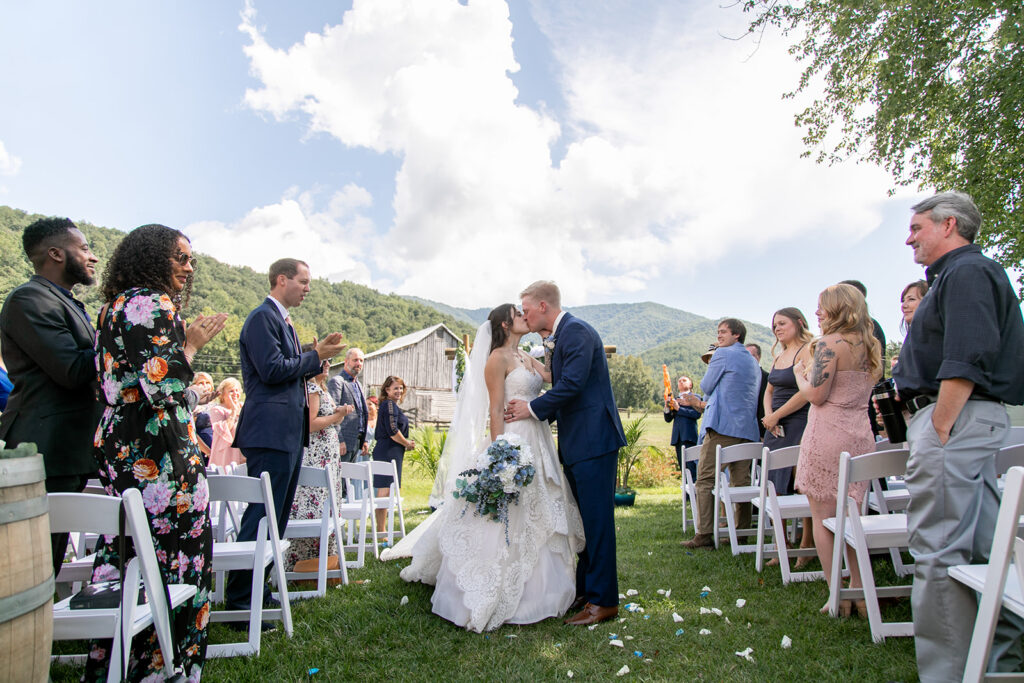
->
xmin=0 ymin=275 xmax=101 ymax=477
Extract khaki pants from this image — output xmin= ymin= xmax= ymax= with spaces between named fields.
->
xmin=695 ymin=429 xmax=752 ymax=537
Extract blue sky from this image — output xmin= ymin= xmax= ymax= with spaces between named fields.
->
xmin=0 ymin=0 xmax=964 ymax=343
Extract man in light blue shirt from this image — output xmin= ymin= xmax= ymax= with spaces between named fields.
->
xmin=682 ymin=318 xmax=761 ymax=549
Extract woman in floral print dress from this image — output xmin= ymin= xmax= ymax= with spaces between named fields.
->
xmin=87 ymin=224 xmax=226 ymax=682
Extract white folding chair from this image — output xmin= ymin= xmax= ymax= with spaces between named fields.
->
xmin=368 ymin=459 xmax=407 ymax=552
xmin=282 ymin=465 xmax=349 ymax=598
xmin=206 ymin=471 xmax=293 ymax=658
xmin=337 ymin=461 xmax=372 ymax=568
xmin=825 ymin=448 xmax=914 ymax=642
xmin=713 ymin=442 xmax=765 ymax=554
xmin=680 ymin=445 xmax=701 ymax=533
xmin=950 ymin=466 xmax=1024 ymax=682
xmin=865 ymin=439 xmax=912 ymax=514
xmin=50 ymin=489 xmax=197 ymax=682
xmin=753 ymin=445 xmax=820 ymax=583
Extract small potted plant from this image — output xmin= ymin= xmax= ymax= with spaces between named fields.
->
xmin=615 ymin=414 xmax=647 ymax=506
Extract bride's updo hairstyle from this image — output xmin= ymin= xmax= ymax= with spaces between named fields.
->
xmin=488 ymin=303 xmax=516 ymax=354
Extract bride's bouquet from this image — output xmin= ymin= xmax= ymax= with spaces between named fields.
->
xmin=452 ymin=433 xmax=537 ymax=544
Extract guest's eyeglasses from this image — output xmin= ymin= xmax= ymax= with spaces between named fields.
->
xmin=173 ymin=251 xmax=197 ymax=268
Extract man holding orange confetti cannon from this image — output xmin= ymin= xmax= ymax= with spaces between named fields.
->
xmin=663 ymin=369 xmax=701 ymax=479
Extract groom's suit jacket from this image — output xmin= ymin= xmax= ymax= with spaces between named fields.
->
xmin=530 ymin=312 xmax=626 ymax=463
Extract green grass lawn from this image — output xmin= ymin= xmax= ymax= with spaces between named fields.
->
xmin=50 ymin=414 xmax=920 ymax=681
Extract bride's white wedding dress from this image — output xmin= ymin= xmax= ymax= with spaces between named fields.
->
xmin=386 ymin=365 xmax=585 ymax=633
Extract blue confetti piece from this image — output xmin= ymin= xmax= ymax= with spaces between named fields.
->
xmin=308 ymin=668 xmax=319 ymax=676
xmin=685 ymin=551 xmax=694 ymax=556
xmin=643 ymin=615 xmax=650 ymax=620
xmin=700 ymin=591 xmax=710 ymax=598
xmin=675 ymin=628 xmax=685 ymax=636
xmin=608 ymin=634 xmax=618 ymax=639
xmin=554 ymin=643 xmax=564 ymax=648
xmin=484 ymin=635 xmax=490 ymax=640
xmin=633 ymin=651 xmax=643 ymax=658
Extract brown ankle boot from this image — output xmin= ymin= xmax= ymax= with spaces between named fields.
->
xmin=681 ymin=533 xmax=715 ymax=549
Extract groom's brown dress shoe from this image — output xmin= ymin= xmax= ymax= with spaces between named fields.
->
xmin=681 ymin=533 xmax=715 ymax=549
xmin=564 ymin=603 xmax=618 ymax=626
xmin=567 ymin=595 xmax=587 ymax=613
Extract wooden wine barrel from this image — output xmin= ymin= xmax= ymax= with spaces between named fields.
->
xmin=0 ymin=451 xmax=53 ymax=683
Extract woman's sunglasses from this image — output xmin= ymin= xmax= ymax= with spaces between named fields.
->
xmin=173 ymin=251 xmax=197 ymax=267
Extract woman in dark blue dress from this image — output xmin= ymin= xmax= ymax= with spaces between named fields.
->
xmin=372 ymin=375 xmax=415 ymax=531
xmin=761 ymin=307 xmax=814 ymax=566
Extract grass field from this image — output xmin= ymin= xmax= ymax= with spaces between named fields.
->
xmin=50 ymin=414 xmax=921 ymax=682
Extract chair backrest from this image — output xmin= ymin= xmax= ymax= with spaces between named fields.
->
xmin=296 ymin=465 xmax=332 ymax=489
xmin=874 ymin=438 xmax=904 ymax=451
xmin=996 ymin=443 xmax=1024 ymax=477
xmin=717 ymin=442 xmax=767 ymax=466
xmin=206 ymin=472 xmax=281 ymax=547
xmin=683 ymin=445 xmax=702 ymax=465
xmin=339 ymin=461 xmax=371 ymax=487
xmin=764 ymin=445 xmax=801 ymax=472
xmin=48 ymin=488 xmax=179 ymax=678
xmin=843 ymin=448 xmax=910 ymax=486
xmin=368 ymin=460 xmax=398 ymax=488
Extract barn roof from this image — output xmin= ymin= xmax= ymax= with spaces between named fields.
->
xmin=365 ymin=323 xmax=460 ymax=358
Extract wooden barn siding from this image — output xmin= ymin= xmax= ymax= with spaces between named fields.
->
xmin=363 ymin=328 xmax=456 ymax=392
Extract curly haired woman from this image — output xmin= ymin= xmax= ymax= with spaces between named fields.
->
xmin=86 ymin=224 xmax=227 ymax=681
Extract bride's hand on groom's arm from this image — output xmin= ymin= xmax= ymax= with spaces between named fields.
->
xmin=505 ymin=399 xmax=531 ymax=423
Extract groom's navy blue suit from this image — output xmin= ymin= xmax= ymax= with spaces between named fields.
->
xmin=530 ymin=312 xmax=626 ymax=608
xmin=225 ymin=297 xmax=322 ymax=609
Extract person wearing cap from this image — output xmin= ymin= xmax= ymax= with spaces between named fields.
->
xmin=681 ymin=319 xmax=761 ymax=549
xmin=892 ymin=191 xmax=1024 ymax=681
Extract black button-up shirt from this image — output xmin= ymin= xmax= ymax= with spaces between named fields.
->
xmin=893 ymin=244 xmax=1024 ymax=405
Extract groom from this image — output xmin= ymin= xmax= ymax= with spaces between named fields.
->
xmin=506 ymin=280 xmax=627 ymax=626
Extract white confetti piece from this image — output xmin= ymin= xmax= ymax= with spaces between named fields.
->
xmin=644 ymin=659 xmax=653 ymax=663
xmin=647 ymin=551 xmax=652 ymax=555
xmin=736 ymin=598 xmax=747 ymax=608
xmin=747 ymin=622 xmax=752 ymax=628
xmin=400 ymin=596 xmax=409 ymax=606
xmin=781 ymin=635 xmax=792 ymax=649
xmin=616 ymin=665 xmax=630 ymax=677
xmin=711 ymin=607 xmax=723 ymax=616
xmin=506 ymin=634 xmax=517 ymax=639
xmin=701 ymin=585 xmax=712 ymax=593
xmin=626 ymin=589 xmax=639 ymax=596
xmin=735 ymin=647 xmax=755 ymax=663
xmin=610 ymin=639 xmax=624 ymax=648
xmin=623 ymin=603 xmax=645 ymax=613
xmin=625 ymin=635 xmax=634 ymax=641
xmin=699 ymin=607 xmax=712 ymax=615
xmin=665 ymin=589 xmax=671 ymax=598
xmin=699 ymin=628 xmax=711 ymax=635
xmin=588 ymin=624 xmax=598 ymax=631
xmin=567 ymin=672 xmax=574 ymax=679
xmin=619 ymin=593 xmax=626 ymax=600
xmin=725 ymin=617 xmax=732 ymax=625
xmin=672 ymin=612 xmax=684 ymax=623
xmin=619 ymin=618 xmax=626 ymax=623
xmin=656 ymin=589 xmax=666 ymax=595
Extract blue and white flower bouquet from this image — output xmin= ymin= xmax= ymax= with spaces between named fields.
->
xmin=452 ymin=433 xmax=536 ymax=543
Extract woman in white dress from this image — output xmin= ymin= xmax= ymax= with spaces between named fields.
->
xmin=382 ymin=304 xmax=584 ymax=632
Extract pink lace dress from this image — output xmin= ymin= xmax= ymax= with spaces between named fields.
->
xmin=795 ymin=370 xmax=876 ymax=503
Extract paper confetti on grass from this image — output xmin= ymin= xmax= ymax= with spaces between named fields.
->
xmin=623 ymin=603 xmax=645 ymax=613
xmin=735 ymin=647 xmax=755 ymax=663
xmin=675 ymin=628 xmax=685 ymax=636
xmin=610 ymin=639 xmax=624 ymax=648
xmin=656 ymin=589 xmax=666 ymax=595
xmin=665 ymin=589 xmax=671 ymax=598
xmin=701 ymin=585 xmax=711 ymax=593
xmin=626 ymin=589 xmax=639 ymax=596
xmin=736 ymin=598 xmax=746 ymax=608
xmin=625 ymin=636 xmax=634 ymax=641
xmin=711 ymin=607 xmax=723 ymax=616
xmin=616 ymin=665 xmax=630 ymax=676
xmin=699 ymin=628 xmax=711 ymax=635
xmin=781 ymin=635 xmax=792 ymax=649
xmin=672 ymin=612 xmax=684 ymax=623
xmin=567 ymin=671 xmax=574 ymax=678
xmin=619 ymin=593 xmax=626 ymax=600
xmin=588 ymin=624 xmax=598 ymax=631
xmin=633 ymin=651 xmax=643 ymax=657
xmin=400 ymin=596 xmax=409 ymax=606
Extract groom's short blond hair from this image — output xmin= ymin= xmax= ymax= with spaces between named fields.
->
xmin=520 ymin=280 xmax=561 ymax=309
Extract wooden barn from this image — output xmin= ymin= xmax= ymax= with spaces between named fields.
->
xmin=359 ymin=323 xmax=460 ymax=424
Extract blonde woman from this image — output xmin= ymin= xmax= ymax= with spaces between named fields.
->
xmin=208 ymin=377 xmax=245 ymax=467
xmin=794 ymin=284 xmax=882 ymax=617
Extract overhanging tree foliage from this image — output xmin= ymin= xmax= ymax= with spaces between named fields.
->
xmin=743 ymin=0 xmax=1024 ymax=293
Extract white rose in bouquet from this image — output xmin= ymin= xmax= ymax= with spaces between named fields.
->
xmin=517 ymin=444 xmax=534 ymax=466
xmin=498 ymin=465 xmax=518 ymax=493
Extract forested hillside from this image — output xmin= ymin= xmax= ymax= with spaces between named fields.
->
xmin=0 ymin=206 xmax=475 ymax=379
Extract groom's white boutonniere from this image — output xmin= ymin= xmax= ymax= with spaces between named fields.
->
xmin=543 ymin=335 xmax=556 ymax=353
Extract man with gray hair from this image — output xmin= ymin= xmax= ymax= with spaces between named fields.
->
xmin=893 ymin=191 xmax=1024 ymax=680
xmin=328 ymin=348 xmax=369 ymax=461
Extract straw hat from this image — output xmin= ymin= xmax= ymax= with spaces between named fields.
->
xmin=701 ymin=344 xmax=717 ymax=365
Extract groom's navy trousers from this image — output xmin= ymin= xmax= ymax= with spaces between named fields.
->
xmin=562 ymin=450 xmax=619 ymax=607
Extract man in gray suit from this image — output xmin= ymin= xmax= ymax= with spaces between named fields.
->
xmin=328 ymin=348 xmax=369 ymax=461
xmin=0 ymin=217 xmax=102 ymax=576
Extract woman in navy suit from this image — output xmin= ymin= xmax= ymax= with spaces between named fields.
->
xmin=372 ymin=375 xmax=415 ymax=531
xmin=663 ymin=375 xmax=702 ymax=479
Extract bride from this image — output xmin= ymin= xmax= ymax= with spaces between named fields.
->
xmin=381 ymin=303 xmax=584 ymax=632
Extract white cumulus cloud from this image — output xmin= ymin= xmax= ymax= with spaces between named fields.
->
xmin=232 ymin=0 xmax=902 ymax=308
xmin=0 ymin=140 xmax=22 ymax=176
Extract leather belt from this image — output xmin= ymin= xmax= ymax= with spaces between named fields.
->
xmin=905 ymin=395 xmax=935 ymax=417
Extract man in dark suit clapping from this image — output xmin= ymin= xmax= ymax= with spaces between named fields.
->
xmin=0 ymin=217 xmax=102 ymax=577
xmin=224 ymin=258 xmax=346 ymax=615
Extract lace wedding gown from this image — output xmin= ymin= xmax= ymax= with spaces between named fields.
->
xmin=391 ymin=366 xmax=585 ymax=632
